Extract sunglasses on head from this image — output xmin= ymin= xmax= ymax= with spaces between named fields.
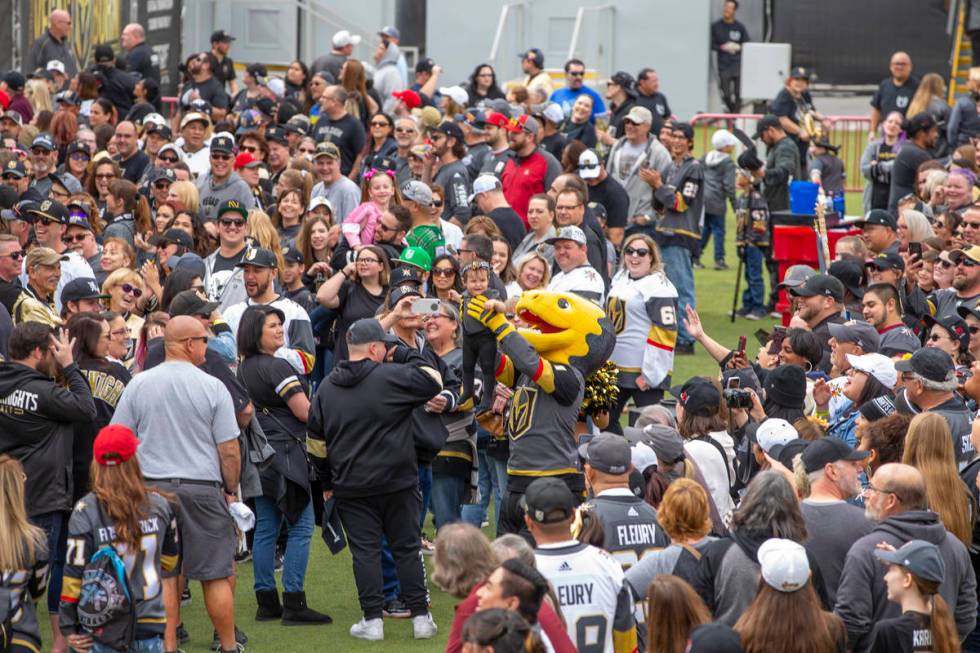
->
xmin=120 ymin=283 xmax=143 ymax=297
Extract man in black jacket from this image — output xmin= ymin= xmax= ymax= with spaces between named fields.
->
xmin=0 ymin=321 xmax=96 ymax=652
xmin=307 ymin=318 xmax=443 ymax=642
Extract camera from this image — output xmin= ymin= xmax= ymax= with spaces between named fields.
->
xmin=724 ymin=388 xmax=753 ymax=409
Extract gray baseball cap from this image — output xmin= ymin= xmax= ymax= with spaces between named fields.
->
xmin=346 ymin=318 xmax=398 ymax=346
xmin=401 ymin=180 xmax=433 ymax=206
xmin=776 ymin=264 xmax=816 ymax=290
xmin=545 ymin=225 xmax=587 ymax=246
xmin=827 ymin=320 xmax=881 ymax=353
xmin=874 ymin=539 xmax=945 ymax=584
xmin=577 ymin=434 xmax=631 ymax=475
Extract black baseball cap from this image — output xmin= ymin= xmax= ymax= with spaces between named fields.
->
xmin=905 ymin=113 xmax=938 ymax=137
xmin=768 ymin=438 xmax=811 ymax=471
xmin=159 ymin=228 xmax=193 ymax=250
xmin=2 ymin=159 xmax=26 ymax=179
xmin=3 ymin=71 xmax=25 ymax=91
xmin=788 ymin=273 xmax=844 ymax=303
xmin=60 ymin=278 xmax=109 ymax=305
xmin=26 ymin=199 xmax=69 ymax=224
xmin=388 ymin=285 xmax=423 ymax=307
xmin=874 ymin=539 xmax=946 ymax=584
xmin=148 ymin=167 xmax=177 ymax=185
xmin=235 ymin=247 xmax=277 ymax=269
xmin=894 ymin=347 xmax=955 ymax=383
xmin=827 ymin=259 xmax=865 ymax=299
xmin=865 ymin=251 xmax=904 ymax=272
xmin=923 ymin=313 xmax=970 ymax=352
xmin=607 ymin=71 xmax=635 ymax=94
xmin=801 ymin=437 xmax=869 ymax=474
xmin=65 ymin=141 xmax=91 ymax=160
xmin=265 ymin=126 xmax=288 ymax=145
xmin=521 ymin=477 xmax=575 ymax=524
xmin=415 ymin=58 xmax=435 ymax=74
xmin=435 ymin=121 xmax=464 ymax=141
xmin=93 ymin=44 xmax=115 ymax=64
xmin=210 ymin=135 xmax=235 ymax=154
xmin=283 ymin=246 xmax=304 ymax=264
xmin=518 ymin=48 xmax=545 ymax=67
xmin=754 ymin=115 xmax=782 ymax=138
xmin=578 ymin=434 xmax=631 ymax=475
xmin=169 ymin=289 xmax=219 ymax=317
xmin=957 ymin=302 xmax=980 ymax=323
xmin=789 ymin=66 xmax=811 ymax=80
xmin=246 ymin=63 xmax=267 ymax=80
xmin=687 ymin=624 xmax=744 ymax=653
xmin=856 ymin=209 xmax=898 ymax=230
xmin=216 ymin=199 xmax=248 ymax=220
xmin=210 ymin=30 xmax=236 ymax=43
xmin=390 ymin=266 xmax=423 ymax=287
xmin=668 ymin=377 xmax=720 ymax=418
xmin=346 ymin=317 xmax=398 ymax=345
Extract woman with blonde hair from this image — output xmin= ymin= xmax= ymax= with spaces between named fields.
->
xmin=166 ymin=179 xmax=200 ymax=215
xmin=102 ymin=268 xmax=146 ymax=369
xmin=606 ymin=233 xmax=678 ymax=432
xmin=59 ymin=425 xmax=178 ymax=653
xmin=644 ymin=575 xmax=711 ymax=653
xmin=897 ymin=209 xmax=935 ymax=252
xmin=0 ymin=455 xmax=48 ymax=653
xmin=512 ymin=252 xmax=551 ymax=297
xmin=26 ymin=78 xmax=52 ymax=115
xmin=248 ymin=209 xmax=286 ymax=270
xmin=340 ymin=58 xmax=379 ymax=130
xmin=902 ymin=412 xmax=974 ymax=547
xmin=950 ymin=67 xmax=980 ymax=148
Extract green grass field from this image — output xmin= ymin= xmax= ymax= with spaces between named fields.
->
xmin=37 ymin=183 xmax=867 ymax=652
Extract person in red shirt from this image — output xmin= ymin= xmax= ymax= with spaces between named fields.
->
xmin=502 ymin=115 xmax=549 ymax=223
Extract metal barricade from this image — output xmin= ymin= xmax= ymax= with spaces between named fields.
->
xmin=160 ymin=96 xmax=179 ymax=118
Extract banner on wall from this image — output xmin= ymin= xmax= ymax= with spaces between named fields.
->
xmin=137 ymin=0 xmax=182 ymax=95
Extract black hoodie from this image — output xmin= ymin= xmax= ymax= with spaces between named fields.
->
xmin=307 ymin=345 xmax=442 ymax=498
xmin=834 ymin=510 xmax=977 ymax=653
xmin=0 ymin=362 xmax=97 ymax=516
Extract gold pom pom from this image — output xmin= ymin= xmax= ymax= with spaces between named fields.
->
xmin=581 ymin=361 xmax=620 ymax=418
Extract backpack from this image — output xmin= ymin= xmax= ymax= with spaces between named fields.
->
xmin=76 ymin=518 xmax=136 ymax=651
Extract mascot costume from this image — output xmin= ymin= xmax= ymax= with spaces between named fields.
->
xmin=466 ymin=289 xmax=616 ymax=535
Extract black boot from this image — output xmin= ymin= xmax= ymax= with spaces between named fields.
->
xmin=281 ymin=591 xmax=332 ymax=626
xmin=255 ymin=589 xmax=282 ymax=621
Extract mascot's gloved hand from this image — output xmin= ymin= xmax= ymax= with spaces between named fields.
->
xmin=467 ymin=294 xmax=515 ymax=340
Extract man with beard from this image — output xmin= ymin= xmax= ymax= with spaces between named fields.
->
xmin=197 ymin=134 xmax=255 ymax=222
xmin=112 ymin=121 xmax=151 ymax=184
xmin=501 ymin=115 xmax=549 ymax=221
xmin=788 ymin=274 xmax=845 ymax=371
xmin=181 ymin=52 xmax=229 ymax=120
xmin=932 ymin=246 xmax=980 ymax=318
xmin=429 ymin=121 xmax=471 ymax=224
xmin=20 ymin=201 xmax=93 ymax=315
xmin=479 ymin=111 xmax=513 ymax=179
xmin=29 ymin=134 xmax=77 ymax=197
xmin=834 ymin=463 xmax=975 ymax=652
xmin=861 ymin=283 xmax=920 ymax=357
xmin=222 ymin=247 xmax=315 ymax=375
xmin=0 ymin=235 xmax=25 ymax=315
xmin=854 ymin=209 xmax=900 ymax=256
xmin=0 ymin=321 xmax=95 ymax=653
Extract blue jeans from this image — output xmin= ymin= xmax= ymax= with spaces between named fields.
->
xmin=31 ymin=511 xmax=66 ymax=614
xmin=430 ymin=474 xmax=466 ymax=530
xmin=700 ymin=212 xmax=726 ymax=263
xmin=253 ymin=496 xmax=314 ymax=593
xmin=660 ymin=245 xmax=696 ymax=346
xmin=741 ymin=244 xmax=766 ymax=314
xmin=92 ymin=638 xmax=163 ymax=653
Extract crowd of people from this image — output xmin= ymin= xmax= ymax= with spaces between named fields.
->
xmin=3 ymin=3 xmax=980 ymax=653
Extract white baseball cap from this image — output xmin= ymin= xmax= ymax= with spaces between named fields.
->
xmin=468 ymin=174 xmax=501 ymax=203
xmin=758 ymin=538 xmax=810 ymax=592
xmin=267 ymin=78 xmax=285 ymax=99
xmin=332 ymin=30 xmax=362 ymax=48
xmin=753 ymin=418 xmax=797 ymax=454
xmin=46 ymin=60 xmax=66 ymax=74
xmin=711 ymin=129 xmax=740 ymax=150
xmin=845 ymin=352 xmax=897 ymax=389
xmin=578 ymin=149 xmax=601 ymax=180
xmin=540 ymin=102 xmax=564 ymax=125
xmin=307 ymin=196 xmax=334 ymax=214
xmin=438 ymin=85 xmax=469 ymax=107
xmin=631 ymin=442 xmax=658 ymax=474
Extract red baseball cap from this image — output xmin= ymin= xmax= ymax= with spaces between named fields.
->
xmin=93 ymin=425 xmax=139 ymax=466
xmin=234 ymin=152 xmax=261 ymax=170
xmin=392 ymin=89 xmax=422 ymax=110
xmin=485 ymin=111 xmax=510 ymax=128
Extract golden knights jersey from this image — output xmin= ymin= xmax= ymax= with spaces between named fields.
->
xmin=535 ymin=541 xmax=638 ymax=653
xmin=588 ymin=491 xmax=670 ymax=570
xmin=59 ymin=492 xmax=179 ymax=639
xmin=0 ymin=548 xmax=48 ymax=653
xmin=606 ymin=270 xmax=678 ymax=389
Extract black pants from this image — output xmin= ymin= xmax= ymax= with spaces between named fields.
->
xmin=463 ymin=331 xmax=498 ymax=411
xmin=335 ymin=487 xmax=427 ymax=620
xmin=719 ymin=66 xmax=741 ymax=114
xmin=606 ymin=386 xmax=664 ymax=434
xmin=498 ymin=479 xmax=584 ymax=543
xmin=971 ymin=31 xmax=980 ymax=67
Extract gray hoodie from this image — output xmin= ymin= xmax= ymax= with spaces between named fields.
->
xmin=375 ymin=43 xmax=405 ymax=113
xmin=834 ymin=510 xmax=977 ymax=653
xmin=700 ymin=150 xmax=736 ymax=216
xmin=196 ymin=171 xmax=256 ymax=222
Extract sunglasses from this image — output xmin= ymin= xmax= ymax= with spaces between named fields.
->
xmin=153 ymin=181 xmax=171 ymax=190
xmin=370 ymin=121 xmax=391 ymax=128
xmin=568 ymin=70 xmax=585 ymax=77
xmin=395 ymin=127 xmax=416 ymax=134
xmin=218 ymin=218 xmax=247 ymax=228
xmin=432 ymin=267 xmax=455 ymax=277
xmin=69 ymin=152 xmax=90 ymax=161
xmin=958 ymin=258 xmax=980 ymax=267
xmin=36 ymin=217 xmax=61 ymax=226
xmin=624 ymin=247 xmax=650 ymax=257
xmin=62 ymin=233 xmax=89 ymax=244
xmin=938 ymin=260 xmax=954 ymax=269
xmin=0 ymin=251 xmax=23 ymax=260
xmin=157 ymin=155 xmax=178 ymax=163
xmin=211 ymin=153 xmax=232 ymax=161
xmin=120 ymin=283 xmax=143 ymax=297
xmin=95 ymin=173 xmax=115 ymax=179
xmin=432 ymin=200 xmax=444 ymax=207
xmin=30 ymin=148 xmax=51 ymax=155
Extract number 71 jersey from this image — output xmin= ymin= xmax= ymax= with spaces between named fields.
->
xmin=536 ymin=542 xmax=638 ymax=653
xmin=59 ymin=492 xmax=179 ymax=637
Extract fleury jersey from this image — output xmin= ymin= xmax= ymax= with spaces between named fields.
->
xmin=548 ymin=265 xmax=606 ymax=305
xmin=652 ymin=154 xmax=705 ymax=253
xmin=1 ymin=548 xmax=49 ymax=653
xmin=224 ymin=295 xmax=316 ymax=375
xmin=495 ymin=329 xmax=584 ymax=492
xmin=536 ymin=540 xmax=638 ymax=653
xmin=60 ymin=492 xmax=179 ymax=639
xmin=605 ymin=270 xmax=678 ymax=389
xmin=588 ymin=491 xmax=670 ymax=570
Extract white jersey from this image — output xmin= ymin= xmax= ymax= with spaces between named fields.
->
xmin=440 ymin=219 xmax=463 ymax=251
xmin=223 ymin=294 xmax=316 ymax=375
xmin=548 ymin=264 xmax=605 ymax=305
xmin=20 ymin=249 xmax=94 ymax=314
xmin=606 ymin=269 xmax=678 ymax=388
xmin=535 ymin=540 xmax=637 ymax=653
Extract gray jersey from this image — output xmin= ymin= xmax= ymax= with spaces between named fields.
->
xmin=588 ymin=491 xmax=670 ymax=570
xmin=878 ymin=324 xmax=920 ymax=357
xmin=652 ymin=154 xmax=705 ymax=253
xmin=1 ymin=546 xmax=48 ymax=652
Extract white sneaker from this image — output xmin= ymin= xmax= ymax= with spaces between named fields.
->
xmin=412 ymin=613 xmax=438 ymax=639
xmin=350 ymin=617 xmax=384 ymax=641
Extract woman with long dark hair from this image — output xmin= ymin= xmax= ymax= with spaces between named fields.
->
xmin=360 ymin=112 xmax=398 ymax=179
xmin=860 ymin=110 xmax=905 ymax=211
xmin=284 ymin=60 xmax=311 ymax=107
xmin=236 ymin=305 xmax=331 ymax=625
xmin=734 ymin=538 xmax=845 ymax=653
xmin=104 ymin=178 xmax=151 ymax=246
xmin=464 ymin=63 xmax=506 ymax=106
xmin=427 ymin=254 xmax=462 ymax=301
xmin=59 ymin=425 xmax=178 ymax=653
xmin=315 ymin=244 xmax=390 ymax=362
xmin=85 ymin=158 xmax=121 ymax=221
xmin=814 ymin=352 xmax=896 ymax=448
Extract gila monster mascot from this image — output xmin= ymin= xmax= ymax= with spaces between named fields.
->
xmin=466 ymin=289 xmax=615 ymax=535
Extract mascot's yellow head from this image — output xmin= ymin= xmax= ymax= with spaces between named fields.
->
xmin=514 ymin=290 xmax=615 ymax=376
